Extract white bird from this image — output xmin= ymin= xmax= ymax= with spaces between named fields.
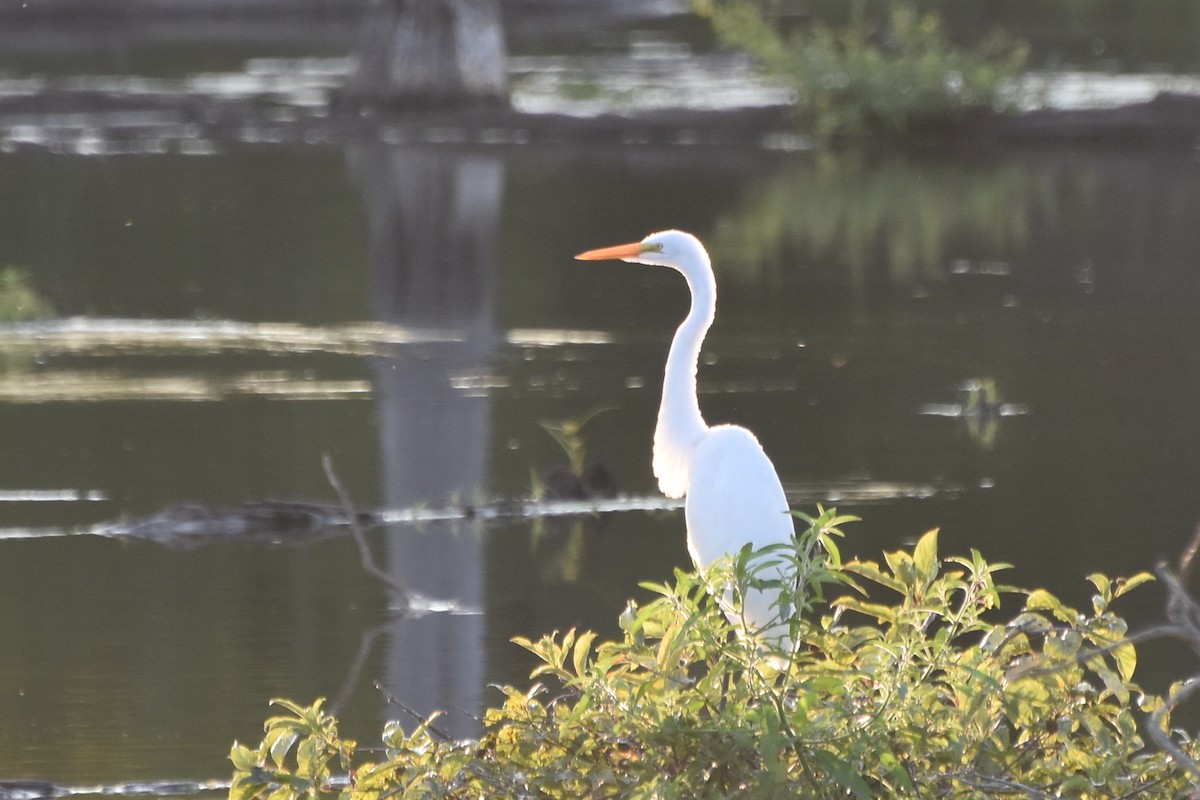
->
xmin=576 ymin=230 xmax=797 ymax=651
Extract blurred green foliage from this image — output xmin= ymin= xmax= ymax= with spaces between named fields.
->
xmin=693 ymin=0 xmax=1029 ymax=140
xmin=230 ymin=512 xmax=1197 ymax=798
xmin=0 ymin=266 xmax=53 ymax=322
xmin=710 ymin=152 xmax=1060 ymax=286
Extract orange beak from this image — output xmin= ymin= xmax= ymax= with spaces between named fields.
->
xmin=575 ymin=241 xmax=646 ymax=261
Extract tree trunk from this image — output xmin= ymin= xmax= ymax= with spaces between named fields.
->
xmin=346 ymin=0 xmax=509 ymax=109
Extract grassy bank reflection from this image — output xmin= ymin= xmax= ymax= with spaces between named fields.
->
xmin=710 ymin=152 xmax=1067 ymax=292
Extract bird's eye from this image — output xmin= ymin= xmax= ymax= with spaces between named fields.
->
xmin=654 ymin=244 xmax=665 ymax=252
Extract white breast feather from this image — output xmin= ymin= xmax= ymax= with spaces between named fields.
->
xmin=652 ymin=426 xmax=692 ymax=499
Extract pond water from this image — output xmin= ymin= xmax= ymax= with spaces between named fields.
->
xmin=2 ymin=35 xmax=1200 ymax=800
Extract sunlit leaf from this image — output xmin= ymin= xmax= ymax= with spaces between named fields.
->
xmin=834 ymin=596 xmax=897 ymax=624
xmin=1087 ymin=573 xmax=1111 ymax=600
xmin=1115 ymin=572 xmax=1155 ymax=597
xmin=814 ymin=749 xmax=874 ymax=799
xmin=295 ymin=737 xmax=317 ymax=775
xmin=912 ymin=528 xmax=939 ymax=584
xmin=573 ymin=630 xmax=598 ymax=676
xmin=884 ymin=549 xmax=917 ymax=588
xmin=843 ymin=560 xmax=906 ymax=594
xmin=229 ymin=742 xmax=258 ymax=772
xmin=266 ymin=728 xmax=298 ymax=769
xmin=1111 ymin=640 xmax=1137 ymax=683
xmin=1025 ymin=589 xmax=1078 ymax=624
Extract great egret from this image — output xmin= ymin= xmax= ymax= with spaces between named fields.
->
xmin=576 ymin=230 xmax=796 ymax=650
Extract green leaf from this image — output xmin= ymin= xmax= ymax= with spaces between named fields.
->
xmin=265 ymin=728 xmax=298 ymax=769
xmin=912 ymin=528 xmax=939 ymax=584
xmin=1005 ymin=676 xmax=1053 ymax=727
xmin=226 ymin=780 xmax=256 ymax=800
xmin=884 ymin=549 xmax=916 ymax=587
xmin=229 ymin=742 xmax=258 ymax=772
xmin=844 ymin=560 xmax=905 ymax=594
xmin=1090 ymin=658 xmax=1130 ymax=705
xmin=1114 ymin=572 xmax=1155 ymax=597
xmin=1025 ymin=589 xmax=1078 ymax=624
xmin=1087 ymin=573 xmax=1111 ymax=600
xmin=814 ymin=749 xmax=874 ymax=799
xmin=295 ymin=736 xmax=318 ymax=776
xmin=878 ymin=750 xmax=915 ymax=793
xmin=834 ymin=596 xmax=897 ymax=624
xmin=1111 ymin=640 xmax=1137 ymax=683
xmin=268 ymin=697 xmax=310 ymax=718
xmin=821 ymin=534 xmax=842 ymax=567
xmin=573 ymin=630 xmax=598 ymax=676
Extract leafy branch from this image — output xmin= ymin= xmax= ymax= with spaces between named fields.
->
xmin=229 ymin=514 xmax=1200 ymax=798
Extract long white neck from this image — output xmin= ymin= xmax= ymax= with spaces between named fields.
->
xmin=652 ymin=256 xmax=715 ymax=499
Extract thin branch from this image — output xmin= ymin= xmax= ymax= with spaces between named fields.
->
xmin=322 ymin=453 xmax=410 ymax=609
xmin=1159 ymin=563 xmax=1200 ymax=657
xmin=1111 ymin=774 xmax=1172 ymax=800
xmin=1003 ymin=623 xmax=1184 ymax=682
xmin=373 ymin=683 xmax=545 ymax=798
xmin=374 ymin=680 xmax=455 ymax=743
xmin=1147 ymin=676 xmax=1200 ymax=786
xmin=1006 ymin=560 xmax=1200 ymax=684
xmin=1179 ymin=519 xmax=1200 ymax=582
xmin=948 ymin=770 xmax=1058 ymax=799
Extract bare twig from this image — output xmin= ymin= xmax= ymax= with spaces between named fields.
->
xmin=373 ymin=682 xmax=543 ymax=797
xmin=1111 ymin=774 xmax=1172 ymax=800
xmin=1159 ymin=562 xmax=1200 ymax=659
xmin=1144 ymin=560 xmax=1200 ymax=790
xmin=1147 ymin=676 xmax=1200 ymax=786
xmin=1179 ymin=519 xmax=1200 ymax=583
xmin=374 ymin=680 xmax=454 ymax=743
xmin=322 ymin=454 xmax=410 ymax=609
xmin=948 ymin=771 xmax=1058 ymax=799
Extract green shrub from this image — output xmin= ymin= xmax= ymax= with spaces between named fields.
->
xmin=230 ymin=511 xmax=1196 ymax=798
xmin=693 ymin=0 xmax=1028 ymax=140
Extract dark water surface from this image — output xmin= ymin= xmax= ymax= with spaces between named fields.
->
xmin=1 ymin=133 xmax=1199 ymax=787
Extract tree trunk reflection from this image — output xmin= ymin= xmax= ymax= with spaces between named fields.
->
xmin=351 ymin=140 xmax=504 ymax=737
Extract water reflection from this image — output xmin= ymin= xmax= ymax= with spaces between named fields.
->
xmin=350 ymin=140 xmax=504 ymax=738
xmin=709 ymin=151 xmax=1056 ymax=291
xmin=0 ymin=370 xmax=371 ymax=403
xmin=0 ymin=320 xmax=462 ymax=355
xmin=918 ymin=378 xmax=1031 ymax=450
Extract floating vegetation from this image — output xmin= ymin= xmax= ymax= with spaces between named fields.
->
xmin=0 ymin=318 xmax=463 ymax=357
xmin=506 ymin=328 xmax=613 ymax=347
xmin=0 ymin=489 xmax=106 ymax=502
xmin=0 ymin=370 xmax=372 ymax=404
xmin=509 ymin=50 xmax=793 ymax=116
xmin=0 ymin=479 xmax=963 ymax=544
xmin=919 ymin=378 xmax=1031 ymax=448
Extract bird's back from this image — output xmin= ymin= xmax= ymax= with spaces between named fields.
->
xmin=683 ymin=424 xmax=794 ymax=569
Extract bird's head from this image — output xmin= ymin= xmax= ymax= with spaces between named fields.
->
xmin=575 ymin=230 xmax=707 ymax=271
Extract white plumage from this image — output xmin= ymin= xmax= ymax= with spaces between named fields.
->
xmin=576 ymin=230 xmax=797 ymax=650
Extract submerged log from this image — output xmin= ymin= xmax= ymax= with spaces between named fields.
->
xmin=344 ymin=0 xmax=509 ymax=109
xmin=88 ymin=501 xmax=380 ymax=544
